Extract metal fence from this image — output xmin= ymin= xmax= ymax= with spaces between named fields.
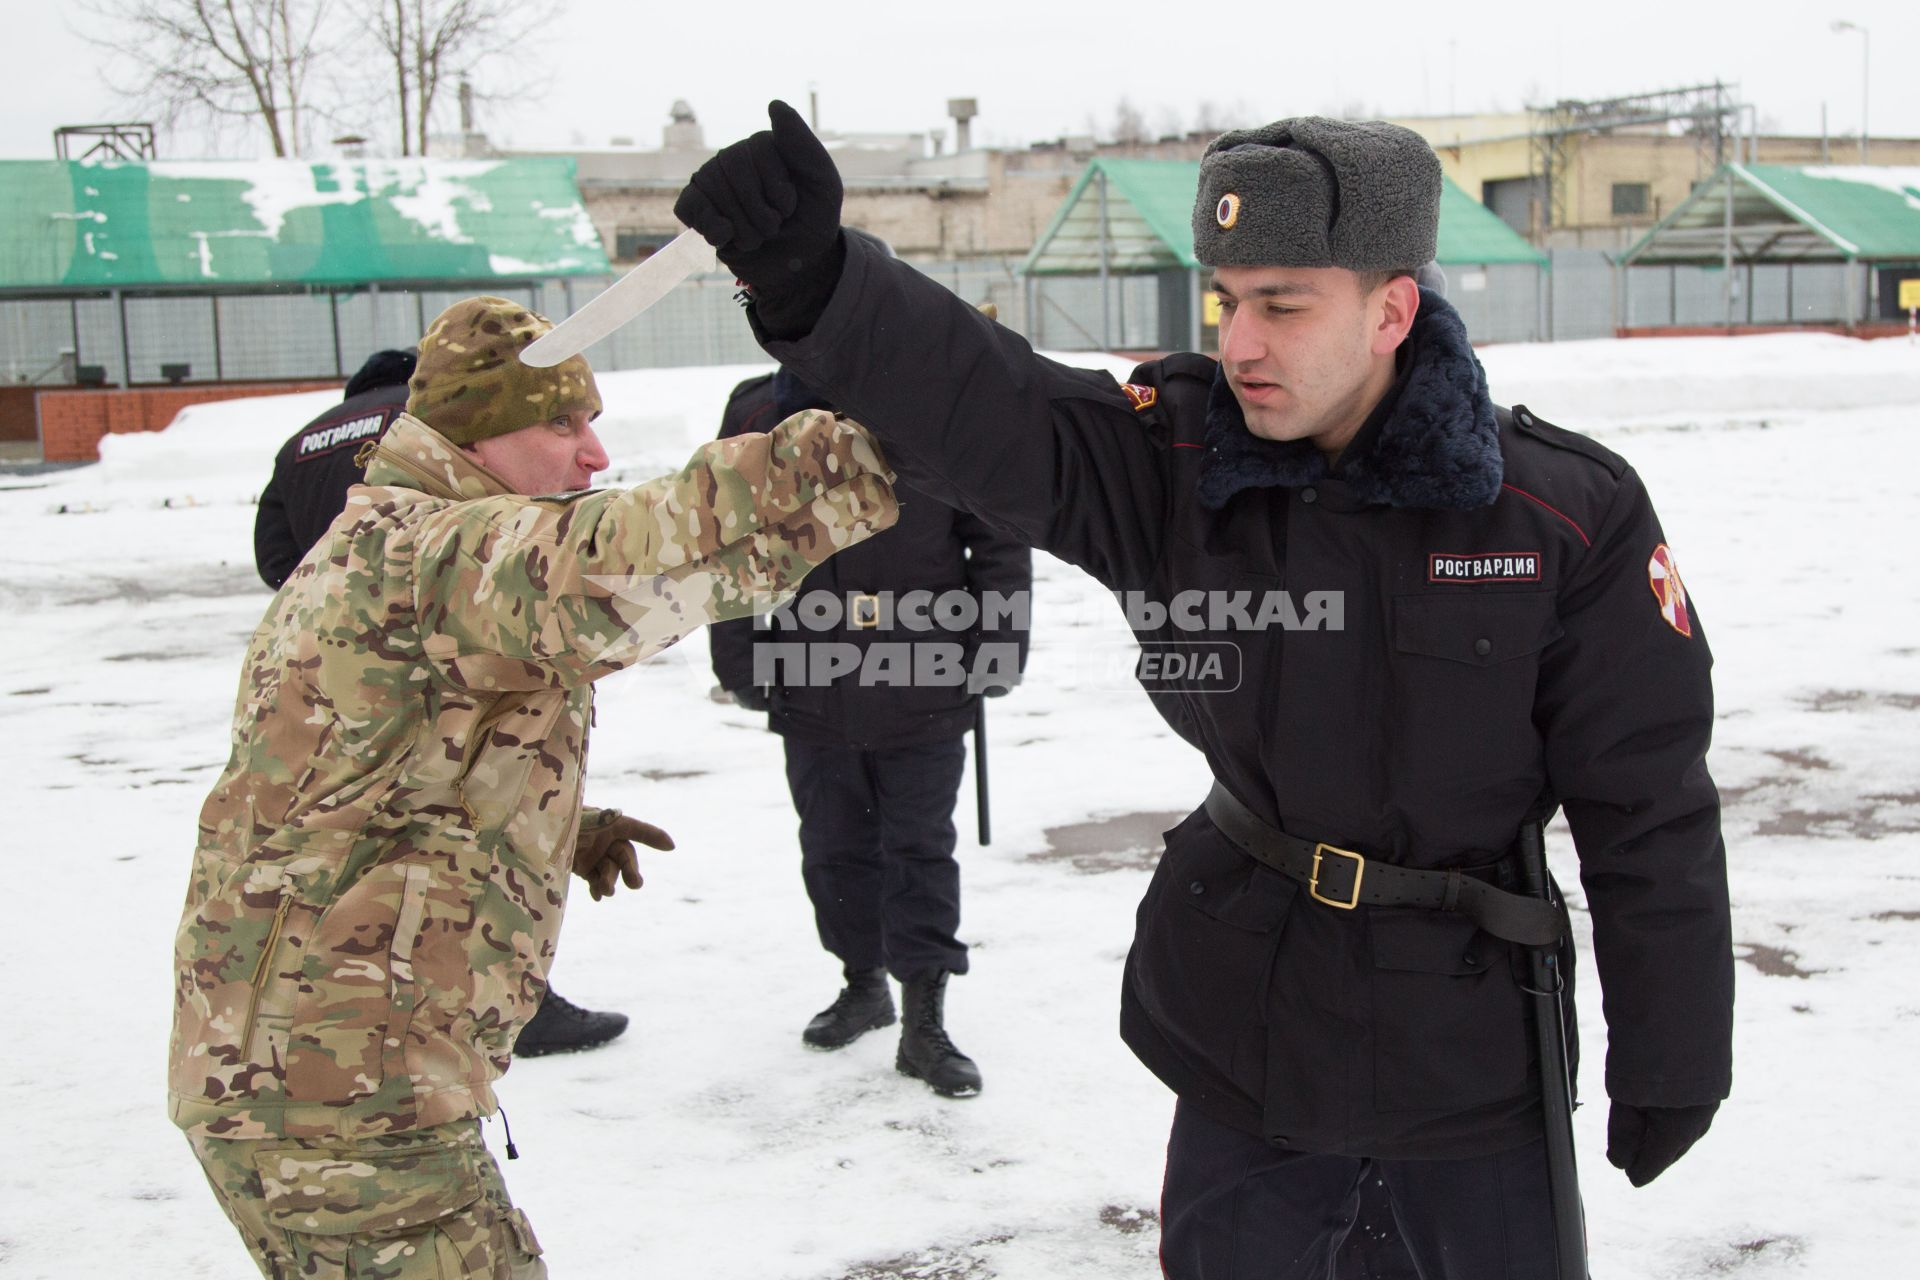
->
xmin=0 ymin=254 xmax=1879 ymax=393
xmin=1620 ymin=261 xmax=1853 ymax=328
xmin=0 ymin=260 xmax=1038 ymax=388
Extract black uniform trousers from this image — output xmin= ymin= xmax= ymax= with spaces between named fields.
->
xmin=781 ymin=735 xmax=970 ymax=981
xmin=1161 ymin=1101 xmax=1555 ymax=1280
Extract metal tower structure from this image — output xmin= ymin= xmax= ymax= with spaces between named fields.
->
xmin=1525 ymin=84 xmax=1739 ymax=237
xmin=54 ymin=124 xmax=158 ymax=163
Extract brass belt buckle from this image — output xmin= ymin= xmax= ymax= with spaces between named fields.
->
xmin=1309 ymin=843 xmax=1366 ymax=909
xmin=849 ymin=593 xmax=882 ymax=629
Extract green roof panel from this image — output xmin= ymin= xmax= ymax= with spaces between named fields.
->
xmin=1623 ymin=164 xmax=1920 ymax=265
xmin=1436 ymin=178 xmax=1550 ymax=265
xmin=0 ymin=157 xmax=609 ymax=291
xmin=1744 ymin=165 xmax=1920 ymax=259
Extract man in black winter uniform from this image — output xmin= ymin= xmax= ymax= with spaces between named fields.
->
xmin=675 ymin=105 xmax=1733 ymax=1276
xmin=709 ymin=359 xmax=1031 ymax=1098
xmin=254 ymin=349 xmax=417 ymax=590
xmin=253 ymin=347 xmax=633 ymax=1058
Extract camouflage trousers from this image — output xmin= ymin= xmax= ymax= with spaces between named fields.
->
xmin=188 ymin=1120 xmax=547 ymax=1279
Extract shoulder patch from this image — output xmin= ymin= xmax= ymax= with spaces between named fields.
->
xmin=1647 ymin=543 xmax=1692 ymax=637
xmin=1502 ymin=403 xmax=1627 ymax=477
xmin=1120 ymin=383 xmax=1158 ymax=412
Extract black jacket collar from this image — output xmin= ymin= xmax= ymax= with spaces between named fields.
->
xmin=1195 ymin=288 xmax=1502 ymax=512
xmin=773 ymin=366 xmax=834 ymax=418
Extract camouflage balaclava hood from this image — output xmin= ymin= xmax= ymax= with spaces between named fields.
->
xmin=407 ymin=296 xmax=602 ymax=445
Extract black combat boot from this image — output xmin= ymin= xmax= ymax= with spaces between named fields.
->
xmin=513 ymin=989 xmax=629 ymax=1058
xmin=803 ymin=967 xmax=896 ymax=1049
xmin=895 ymin=971 xmax=982 ymax=1098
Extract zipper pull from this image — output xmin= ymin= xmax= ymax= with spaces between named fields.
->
xmin=498 ymin=1104 xmax=520 ymax=1160
xmin=250 ymin=896 xmax=295 ymax=986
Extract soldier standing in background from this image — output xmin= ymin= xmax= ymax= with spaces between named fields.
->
xmin=253 ymin=344 xmax=633 ymax=1058
xmin=174 ymin=295 xmax=897 ymax=1278
xmin=254 ymin=349 xmax=415 ymax=591
xmin=709 ymin=349 xmax=1030 ymax=1099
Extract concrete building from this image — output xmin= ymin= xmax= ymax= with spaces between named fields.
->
xmin=495 ymin=100 xmax=1225 ymax=265
xmin=1391 ymin=95 xmax=1920 ymax=250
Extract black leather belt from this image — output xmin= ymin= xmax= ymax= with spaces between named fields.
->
xmin=1202 ymin=783 xmax=1563 ymax=946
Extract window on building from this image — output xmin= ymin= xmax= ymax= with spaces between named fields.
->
xmin=1611 ymin=183 xmax=1652 ymax=217
xmin=613 ymin=230 xmax=671 ymax=262
xmin=1483 ymin=177 xmax=1544 ymax=234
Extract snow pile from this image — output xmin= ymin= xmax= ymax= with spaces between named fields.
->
xmin=1479 ymin=331 xmax=1920 ymax=423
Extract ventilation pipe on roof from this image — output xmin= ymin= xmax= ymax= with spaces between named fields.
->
xmin=664 ymin=101 xmax=704 ymax=151
xmin=948 ymin=98 xmax=978 ymax=153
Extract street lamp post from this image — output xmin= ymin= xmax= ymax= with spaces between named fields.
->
xmin=1832 ymin=20 xmax=1870 ymax=162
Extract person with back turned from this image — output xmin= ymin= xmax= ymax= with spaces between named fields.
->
xmin=708 ymin=338 xmax=1030 ymax=1099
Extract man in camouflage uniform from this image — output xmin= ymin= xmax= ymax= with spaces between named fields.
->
xmin=170 ymin=296 xmax=898 ymax=1277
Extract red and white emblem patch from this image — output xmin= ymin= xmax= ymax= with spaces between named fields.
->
xmin=1647 ymin=543 xmax=1691 ymax=637
xmin=1120 ymin=383 xmax=1159 ymax=412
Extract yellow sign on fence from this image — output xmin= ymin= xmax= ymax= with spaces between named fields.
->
xmin=1900 ymin=278 xmax=1920 ymax=311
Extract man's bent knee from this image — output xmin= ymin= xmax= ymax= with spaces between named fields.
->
xmin=188 ymin=1122 xmax=545 ymax=1278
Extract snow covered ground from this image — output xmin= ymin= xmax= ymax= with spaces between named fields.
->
xmin=2 ymin=332 xmax=1917 ymax=1278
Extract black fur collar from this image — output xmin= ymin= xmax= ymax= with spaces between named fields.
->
xmin=1195 ymin=288 xmax=1502 ymax=511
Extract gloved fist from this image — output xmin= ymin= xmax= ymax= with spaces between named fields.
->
xmin=1606 ymin=1101 xmax=1719 ymax=1187
xmin=674 ymin=100 xmax=846 ymax=338
xmin=573 ymin=809 xmax=675 ymax=902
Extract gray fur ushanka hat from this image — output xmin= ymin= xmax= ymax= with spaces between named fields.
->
xmin=1192 ymin=117 xmax=1442 ymax=271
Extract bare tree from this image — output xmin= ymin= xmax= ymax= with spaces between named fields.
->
xmin=1109 ymin=96 xmax=1149 ymax=149
xmin=1192 ymin=101 xmax=1235 ymax=134
xmin=361 ymin=0 xmax=542 ymax=156
xmin=86 ymin=0 xmax=333 ymax=156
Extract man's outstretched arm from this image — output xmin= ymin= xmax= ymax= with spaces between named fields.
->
xmin=678 ymin=101 xmax=1175 ymax=593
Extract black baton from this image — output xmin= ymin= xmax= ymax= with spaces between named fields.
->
xmin=973 ymin=696 xmax=990 ymax=846
xmin=1515 ymin=820 xmax=1588 ymax=1279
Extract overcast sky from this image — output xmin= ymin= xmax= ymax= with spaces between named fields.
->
xmin=7 ymin=0 xmax=1915 ymax=162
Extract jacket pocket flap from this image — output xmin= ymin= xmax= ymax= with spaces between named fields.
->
xmin=1393 ymin=592 xmax=1562 ymax=666
xmin=1187 ymin=862 xmax=1297 ymax=932
xmin=255 ymin=1144 xmax=480 ymax=1235
xmin=1170 ymin=810 xmax=1298 ymax=933
xmin=1369 ymin=910 xmax=1490 ymax=975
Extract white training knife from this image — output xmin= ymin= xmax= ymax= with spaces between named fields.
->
xmin=521 ymin=227 xmax=720 ymax=368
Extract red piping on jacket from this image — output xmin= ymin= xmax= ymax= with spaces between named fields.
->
xmin=1501 ymin=483 xmax=1591 ymax=547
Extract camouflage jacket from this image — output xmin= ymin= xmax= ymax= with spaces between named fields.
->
xmin=170 ymin=412 xmax=895 ymax=1139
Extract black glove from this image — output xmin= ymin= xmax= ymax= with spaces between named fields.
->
xmin=729 ymin=686 xmax=772 ymax=712
xmin=674 ymin=100 xmax=846 ymax=339
xmin=1606 ymin=1101 xmax=1718 ymax=1187
xmin=979 ymin=673 xmax=1021 ymax=698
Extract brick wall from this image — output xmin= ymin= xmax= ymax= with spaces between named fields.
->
xmin=0 ymin=387 xmax=40 ymax=443
xmin=36 ymin=382 xmax=341 ymax=463
xmin=1614 ymin=322 xmax=1913 ymax=341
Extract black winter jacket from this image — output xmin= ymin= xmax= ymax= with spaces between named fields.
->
xmin=763 ymin=237 xmax=1733 ymax=1159
xmin=708 ymin=371 xmax=1032 ymax=749
xmin=253 ymin=383 xmax=410 ymax=589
